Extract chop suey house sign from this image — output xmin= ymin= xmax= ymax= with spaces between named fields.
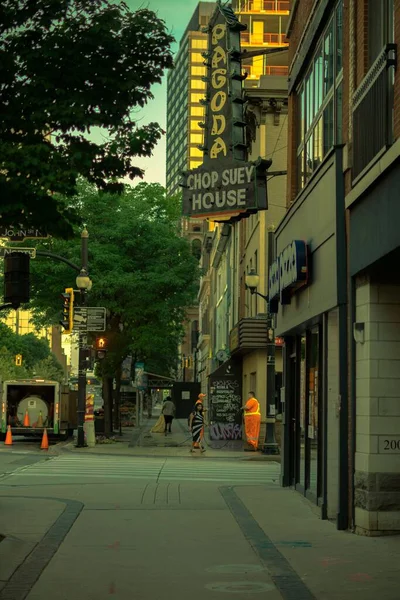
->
xmin=181 ymin=1 xmax=270 ymax=221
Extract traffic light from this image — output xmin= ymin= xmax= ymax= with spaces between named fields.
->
xmin=95 ymin=336 xmax=108 ymax=360
xmin=60 ymin=288 xmax=74 ymax=334
xmin=4 ymin=252 xmax=30 ymax=308
xmin=15 ymin=354 xmax=22 ymax=366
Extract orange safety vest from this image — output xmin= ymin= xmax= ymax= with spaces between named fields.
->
xmin=244 ymin=398 xmax=261 ymax=416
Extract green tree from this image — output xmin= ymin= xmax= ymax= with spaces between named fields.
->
xmin=0 ymin=0 xmax=174 ymax=237
xmin=33 ymin=355 xmax=65 ymax=383
xmin=0 ymin=323 xmax=64 ymax=381
xmin=28 ymin=181 xmax=200 ymax=433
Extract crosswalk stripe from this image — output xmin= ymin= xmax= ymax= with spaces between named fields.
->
xmin=3 ymin=455 xmax=280 ymax=485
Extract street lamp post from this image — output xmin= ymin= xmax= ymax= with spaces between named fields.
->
xmin=245 ymin=267 xmax=278 ymax=455
xmin=76 ymin=228 xmax=92 ymax=448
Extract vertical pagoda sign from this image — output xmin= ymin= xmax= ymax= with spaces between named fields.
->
xmin=181 ymin=1 xmax=271 ymax=222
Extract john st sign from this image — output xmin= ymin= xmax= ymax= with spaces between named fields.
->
xmin=268 ymin=240 xmax=309 ymax=313
xmin=181 ymin=1 xmax=270 ymax=221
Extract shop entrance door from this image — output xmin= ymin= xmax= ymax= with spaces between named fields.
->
xmin=288 ymin=350 xmax=298 ymax=487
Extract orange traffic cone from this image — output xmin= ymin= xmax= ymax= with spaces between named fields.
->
xmin=37 ymin=411 xmax=43 ymax=428
xmin=41 ymin=428 xmax=49 ymax=450
xmin=23 ymin=410 xmax=30 ymax=427
xmin=5 ymin=425 xmax=12 ymax=446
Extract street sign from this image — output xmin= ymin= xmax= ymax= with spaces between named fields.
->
xmin=0 ymin=247 xmax=36 ymax=258
xmin=73 ymin=307 xmax=106 ymax=332
xmin=0 ymin=227 xmax=48 ymax=241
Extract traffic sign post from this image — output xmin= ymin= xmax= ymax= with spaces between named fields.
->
xmin=0 ymin=228 xmax=48 ymax=241
xmin=0 ymin=248 xmax=36 ymax=258
xmin=73 ymin=307 xmax=106 ymax=332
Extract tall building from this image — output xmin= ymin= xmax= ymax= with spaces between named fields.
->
xmin=234 ymin=0 xmax=289 ymax=81
xmin=166 ymin=2 xmax=215 ymax=196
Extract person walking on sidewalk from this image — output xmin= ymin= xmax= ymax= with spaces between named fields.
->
xmin=243 ymin=391 xmax=261 ymax=451
xmin=189 ymin=401 xmax=206 ymax=453
xmin=162 ymin=396 xmax=175 ymax=435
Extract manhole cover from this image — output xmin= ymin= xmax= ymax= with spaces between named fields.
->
xmin=207 ymin=565 xmax=265 ymax=574
xmin=205 ymin=582 xmax=274 ymax=594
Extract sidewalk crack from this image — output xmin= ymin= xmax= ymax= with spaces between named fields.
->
xmin=156 ymin=459 xmax=167 ymax=483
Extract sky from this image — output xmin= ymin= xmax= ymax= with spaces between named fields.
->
xmin=124 ymin=0 xmax=206 ymax=186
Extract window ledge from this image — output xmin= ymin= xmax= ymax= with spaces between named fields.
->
xmin=345 ymin=137 xmax=400 ymax=210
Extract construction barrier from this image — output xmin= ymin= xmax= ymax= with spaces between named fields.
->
xmin=4 ymin=425 xmax=12 ymax=446
xmin=41 ymin=428 xmax=49 ymax=450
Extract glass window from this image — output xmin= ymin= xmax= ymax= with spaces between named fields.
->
xmin=190 ymin=159 xmax=202 ymax=169
xmin=191 ymin=66 xmax=206 ymax=76
xmin=314 ymin=45 xmax=323 ymax=113
xmin=313 ymin=117 xmax=323 ymax=169
xmin=191 ymin=93 xmax=203 ymax=103
xmin=191 ymin=106 xmax=205 ymax=117
xmin=190 ymin=146 xmax=203 ymax=158
xmin=336 ymin=81 xmax=343 ymax=143
xmin=323 ymin=98 xmax=334 ymax=155
xmin=190 ymin=119 xmax=204 ymax=130
xmin=296 ymin=1 xmax=343 ymax=192
xmin=298 ymin=87 xmax=305 ymax=143
xmin=190 ymin=133 xmax=203 ymax=144
xmin=191 ymin=38 xmax=207 ymax=49
xmin=324 ymin=21 xmax=334 ymax=95
xmin=307 ymin=328 xmax=320 ymax=497
xmin=191 ymin=79 xmax=206 ymax=90
xmin=297 ymin=149 xmax=304 ymax=190
xmin=336 ymin=1 xmax=343 ymax=73
xmin=191 ymin=52 xmax=205 ymax=63
xmin=305 ymin=71 xmax=313 ymax=130
xmin=305 ymin=136 xmax=313 ymax=182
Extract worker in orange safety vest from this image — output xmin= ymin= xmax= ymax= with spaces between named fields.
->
xmin=242 ymin=391 xmax=261 ymax=451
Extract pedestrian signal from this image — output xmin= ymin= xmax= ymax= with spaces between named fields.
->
xmin=95 ymin=336 xmax=108 ymax=360
xmin=60 ymin=288 xmax=74 ymax=334
xmin=15 ymin=354 xmax=22 ymax=366
xmin=95 ymin=336 xmax=107 ymax=350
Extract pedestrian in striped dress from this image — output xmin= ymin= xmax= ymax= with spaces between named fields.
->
xmin=189 ymin=402 xmax=206 ymax=453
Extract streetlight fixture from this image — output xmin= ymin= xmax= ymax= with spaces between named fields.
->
xmin=76 ymin=228 xmax=91 ymax=448
xmin=245 ymin=269 xmax=268 ymax=302
xmin=76 ymin=268 xmax=92 ymax=291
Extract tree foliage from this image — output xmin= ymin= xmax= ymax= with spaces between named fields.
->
xmin=28 ymin=181 xmax=200 ymax=377
xmin=0 ymin=0 xmax=174 ymax=237
xmin=0 ymin=322 xmax=64 ymax=382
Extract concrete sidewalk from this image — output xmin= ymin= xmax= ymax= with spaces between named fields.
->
xmin=1 ymin=472 xmax=400 ymax=598
xmin=58 ymin=417 xmax=279 ymax=461
xmin=234 ymin=485 xmax=400 ymax=600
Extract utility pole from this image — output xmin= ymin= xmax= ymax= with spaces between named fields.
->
xmin=76 ymin=229 xmax=89 ymax=448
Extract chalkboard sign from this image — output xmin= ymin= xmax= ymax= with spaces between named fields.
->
xmin=209 ymin=359 xmax=243 ymax=441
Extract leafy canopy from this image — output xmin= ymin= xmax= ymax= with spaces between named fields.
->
xmin=0 ymin=0 xmax=174 ymax=237
xmin=0 ymin=322 xmax=64 ymax=381
xmin=28 ymin=181 xmax=200 ymax=376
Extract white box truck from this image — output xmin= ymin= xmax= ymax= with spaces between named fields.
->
xmin=0 ymin=378 xmax=76 ymax=441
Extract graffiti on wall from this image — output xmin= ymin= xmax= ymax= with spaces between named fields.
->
xmin=209 ymin=422 xmax=243 ymax=440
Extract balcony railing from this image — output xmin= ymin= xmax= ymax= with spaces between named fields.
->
xmin=352 ymin=44 xmax=396 ymax=181
xmin=229 ymin=317 xmax=270 ymax=355
xmin=237 ymin=0 xmax=290 ymax=12
xmin=241 ymin=32 xmax=288 ymax=46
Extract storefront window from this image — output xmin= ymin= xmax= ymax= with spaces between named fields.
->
xmin=307 ymin=328 xmax=320 ymax=497
xmin=299 ymin=336 xmax=306 ymax=488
